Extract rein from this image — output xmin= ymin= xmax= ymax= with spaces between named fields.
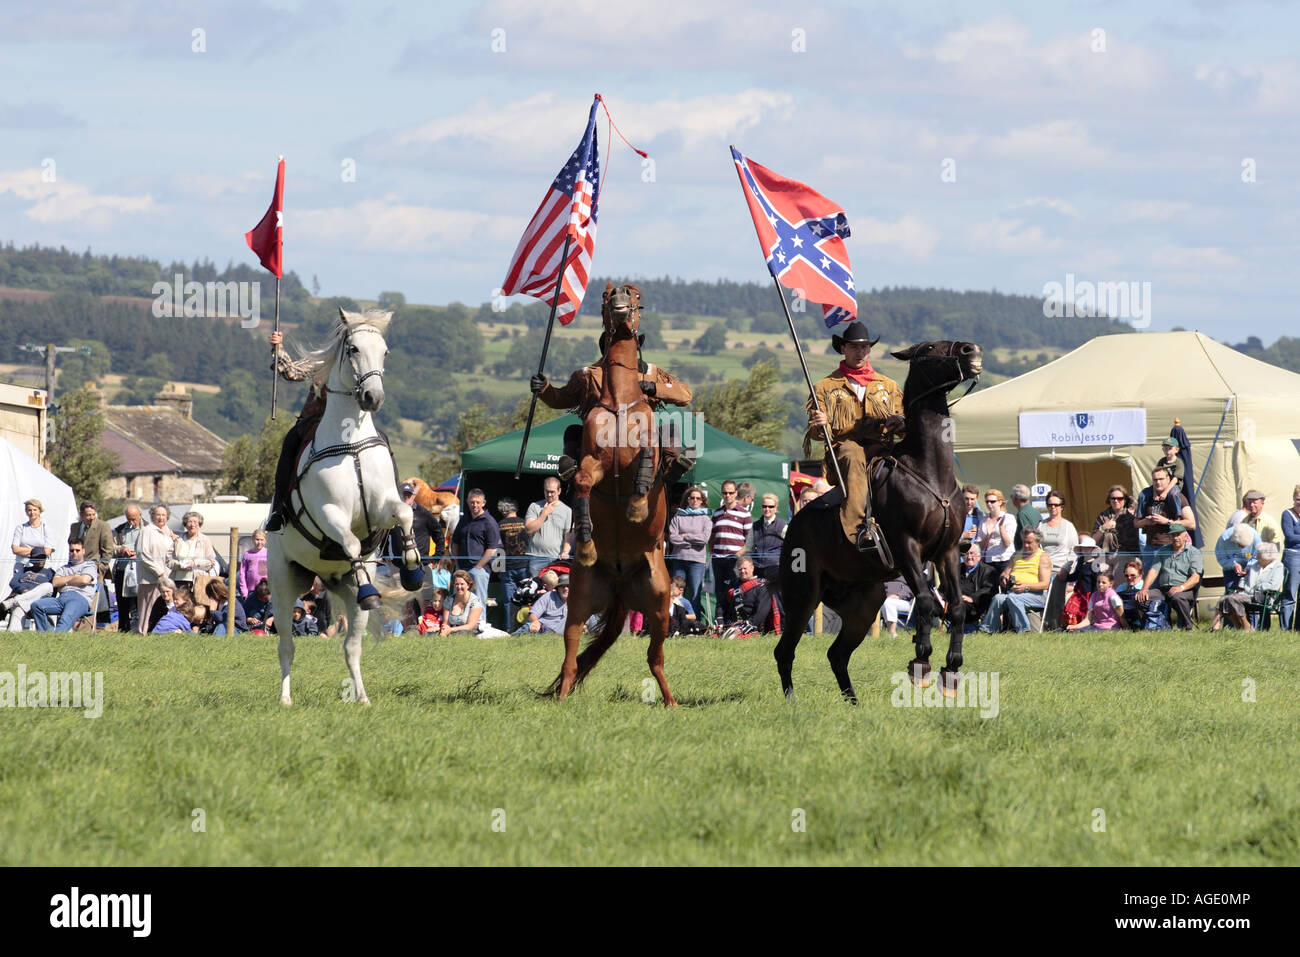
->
xmin=903 ymin=342 xmax=980 ymax=412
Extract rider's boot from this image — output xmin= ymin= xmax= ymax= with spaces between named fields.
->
xmin=557 ymin=425 xmax=582 ymax=485
xmin=855 ymin=516 xmax=894 ymax=566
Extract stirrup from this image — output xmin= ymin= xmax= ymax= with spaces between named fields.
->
xmin=855 ymin=518 xmax=894 ymax=566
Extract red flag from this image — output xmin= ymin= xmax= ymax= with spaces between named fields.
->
xmin=245 ymin=156 xmax=284 ymax=278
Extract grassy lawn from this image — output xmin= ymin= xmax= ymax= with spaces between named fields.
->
xmin=1 ymin=625 xmax=1295 ymax=865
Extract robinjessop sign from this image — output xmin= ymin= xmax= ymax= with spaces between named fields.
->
xmin=1018 ymin=409 xmax=1147 ymax=448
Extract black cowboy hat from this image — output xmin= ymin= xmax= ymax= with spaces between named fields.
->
xmin=831 ymin=320 xmax=880 ymax=354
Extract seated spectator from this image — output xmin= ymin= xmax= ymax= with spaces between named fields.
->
xmin=668 ymin=574 xmax=705 ymax=636
xmin=721 ymin=557 xmax=780 ymax=638
xmin=1135 ymin=523 xmax=1202 ymax=629
xmin=1214 ymin=523 xmax=1261 ymax=594
xmin=291 ymin=599 xmax=319 ymax=636
xmin=1115 ymin=560 xmax=1145 ymax=629
xmin=979 ymin=528 xmax=1052 ymax=634
xmin=880 ymin=575 xmax=914 ymax=638
xmin=153 ymin=599 xmax=201 ymax=634
xmin=520 ymin=574 xmax=570 ymax=635
xmin=1061 ymin=536 xmax=1104 ymax=628
xmin=203 ymin=579 xmax=247 ymax=635
xmin=301 ymin=576 xmax=340 ymax=638
xmin=417 ymin=589 xmax=448 ymax=635
xmin=1213 ymin=541 xmax=1284 ymax=631
xmin=1239 ymin=490 xmax=1280 ymax=544
xmin=1037 ymin=490 xmax=1079 ymax=572
xmin=957 ymin=542 xmax=998 ymax=628
xmin=30 ymin=539 xmax=98 ymax=632
xmin=1092 ymin=485 xmax=1140 ymax=570
xmin=442 ymin=569 xmax=509 ymax=638
xmin=244 ymin=578 xmax=274 ymax=633
xmin=1066 ymin=572 xmax=1125 ymax=631
xmin=1 ymin=546 xmax=57 ymax=630
xmin=977 ymin=489 xmax=1017 ymax=575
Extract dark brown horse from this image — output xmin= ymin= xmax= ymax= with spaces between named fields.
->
xmin=776 ymin=340 xmax=982 ymax=702
xmin=543 ymin=284 xmax=679 ymax=705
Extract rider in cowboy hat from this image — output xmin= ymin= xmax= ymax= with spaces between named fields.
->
xmin=805 ymin=320 xmax=906 ymax=558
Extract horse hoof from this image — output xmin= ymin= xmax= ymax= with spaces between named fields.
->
xmin=577 ymin=542 xmax=597 ymax=567
xmin=358 ymin=696 xmax=371 ymax=706
xmin=399 ymin=565 xmax=426 ymax=592
xmin=627 ymin=499 xmax=648 ymax=523
xmin=940 ymin=669 xmax=961 ymax=698
xmin=357 ymin=583 xmax=381 ymax=610
xmin=280 ymin=696 xmax=292 ymax=708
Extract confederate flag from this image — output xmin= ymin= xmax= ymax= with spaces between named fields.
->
xmin=245 ymin=156 xmax=285 ymax=278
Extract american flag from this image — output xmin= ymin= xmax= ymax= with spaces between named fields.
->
xmin=731 ymin=147 xmax=857 ymax=328
xmin=501 ymin=98 xmax=601 ymax=325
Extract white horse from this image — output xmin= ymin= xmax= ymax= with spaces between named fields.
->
xmin=268 ymin=308 xmax=424 ymax=706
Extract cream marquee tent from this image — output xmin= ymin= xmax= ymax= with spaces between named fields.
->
xmin=952 ymin=332 xmax=1300 ymax=562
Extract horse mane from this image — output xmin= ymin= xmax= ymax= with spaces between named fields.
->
xmin=297 ymin=308 xmax=393 ymax=387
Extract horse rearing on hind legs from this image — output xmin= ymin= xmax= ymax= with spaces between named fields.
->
xmin=531 ymin=283 xmax=694 ymax=705
xmin=776 ymin=340 xmax=982 ymax=703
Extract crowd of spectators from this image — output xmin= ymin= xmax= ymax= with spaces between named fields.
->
xmin=7 ymin=464 xmax=1298 ymax=640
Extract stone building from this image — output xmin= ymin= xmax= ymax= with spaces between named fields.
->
xmin=97 ymin=382 xmax=227 ymax=503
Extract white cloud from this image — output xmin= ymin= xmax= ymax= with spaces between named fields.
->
xmin=851 ymin=214 xmax=940 ymax=259
xmin=1015 ymin=197 xmax=1079 ymax=217
xmin=1116 ymin=200 xmax=1192 ymax=222
xmin=1148 ymin=245 xmax=1243 ymax=271
xmin=387 ymin=89 xmax=793 ymax=160
xmin=970 ymin=217 xmax=1060 ymax=254
xmin=986 ymin=120 xmax=1109 ymax=165
xmin=294 ymin=197 xmax=520 ymax=254
xmin=0 ymin=168 xmax=154 ymax=226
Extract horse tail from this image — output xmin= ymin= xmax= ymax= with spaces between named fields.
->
xmin=540 ymin=597 xmax=628 ymax=698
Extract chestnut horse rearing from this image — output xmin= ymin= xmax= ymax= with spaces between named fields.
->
xmin=537 ymin=283 xmax=693 ymax=704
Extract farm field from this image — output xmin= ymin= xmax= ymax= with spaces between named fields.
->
xmin=1 ymin=626 xmax=1295 ymax=866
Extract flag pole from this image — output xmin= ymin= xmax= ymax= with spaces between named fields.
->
xmin=514 ymin=231 xmax=574 ymax=479
xmin=270 ymin=275 xmax=281 ymax=419
xmin=772 ymin=276 xmax=845 ymax=490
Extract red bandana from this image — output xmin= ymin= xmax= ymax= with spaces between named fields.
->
xmin=838 ymin=360 xmax=875 ymax=386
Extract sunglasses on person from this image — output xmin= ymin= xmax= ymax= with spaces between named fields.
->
xmin=762 ymin=504 xmax=776 ymax=509
xmin=1109 ymin=495 xmax=1125 ymax=501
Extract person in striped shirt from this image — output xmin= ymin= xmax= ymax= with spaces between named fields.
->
xmin=710 ymin=481 xmax=753 ymax=623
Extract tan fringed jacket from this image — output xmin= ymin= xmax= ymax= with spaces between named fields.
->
xmin=803 ymin=369 xmax=904 ymax=459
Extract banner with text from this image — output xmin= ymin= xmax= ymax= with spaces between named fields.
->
xmin=1018 ymin=409 xmax=1147 ymax=448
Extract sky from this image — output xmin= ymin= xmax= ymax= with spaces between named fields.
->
xmin=1 ymin=0 xmax=1297 ymax=343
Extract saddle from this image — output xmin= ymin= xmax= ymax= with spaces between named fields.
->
xmin=285 ymin=413 xmax=398 ymax=563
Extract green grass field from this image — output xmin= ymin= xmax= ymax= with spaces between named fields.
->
xmin=3 ymin=625 xmax=1294 ymax=866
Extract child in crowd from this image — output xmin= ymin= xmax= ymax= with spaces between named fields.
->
xmin=418 ymin=589 xmax=448 ymax=635
xmin=153 ymin=599 xmax=201 ymax=634
xmin=430 ymin=558 xmax=455 ymax=592
xmin=1066 ymin=572 xmax=1124 ymax=631
xmin=291 ymin=599 xmax=319 ymax=636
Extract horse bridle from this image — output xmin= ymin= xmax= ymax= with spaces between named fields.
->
xmin=321 ymin=325 xmax=386 ymax=399
xmin=903 ymin=342 xmax=980 ymax=412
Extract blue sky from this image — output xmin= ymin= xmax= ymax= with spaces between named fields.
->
xmin=1 ymin=0 xmax=1297 ymax=342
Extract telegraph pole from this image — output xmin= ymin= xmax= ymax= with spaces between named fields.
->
xmin=16 ymin=341 xmax=92 ymax=447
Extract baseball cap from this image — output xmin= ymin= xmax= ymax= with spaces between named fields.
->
xmin=400 ymin=482 xmax=416 ymax=495
xmin=1161 ymin=436 xmax=1180 ymax=448
xmin=29 ymin=546 xmax=47 ymax=560
xmin=556 ymin=574 xmax=570 ymax=587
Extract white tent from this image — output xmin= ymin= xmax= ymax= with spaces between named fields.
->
xmin=952 ymin=332 xmax=1300 ymax=569
xmin=1 ymin=435 xmax=77 ymax=599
